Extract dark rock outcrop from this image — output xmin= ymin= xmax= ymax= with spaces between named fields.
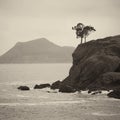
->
xmin=107 ymin=90 xmax=120 ymax=99
xmin=59 ymin=85 xmax=76 ymax=93
xmin=34 ymin=84 xmax=50 ymax=89
xmin=91 ymin=90 xmax=102 ymax=95
xmin=96 ymin=72 xmax=120 ymax=90
xmin=59 ymin=35 xmax=120 ymax=92
xmin=17 ymin=86 xmax=30 ymax=91
xmin=51 ymin=80 xmax=61 ymax=89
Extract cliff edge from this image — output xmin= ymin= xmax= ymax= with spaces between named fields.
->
xmin=59 ymin=35 xmax=120 ymax=92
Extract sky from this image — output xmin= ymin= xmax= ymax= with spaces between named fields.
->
xmin=0 ymin=0 xmax=120 ymax=55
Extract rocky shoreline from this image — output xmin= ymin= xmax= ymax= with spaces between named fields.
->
xmin=18 ymin=35 xmax=120 ymax=99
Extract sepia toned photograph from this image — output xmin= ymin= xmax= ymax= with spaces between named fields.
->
xmin=0 ymin=0 xmax=120 ymax=120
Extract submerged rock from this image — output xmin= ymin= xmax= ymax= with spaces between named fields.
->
xmin=34 ymin=84 xmax=50 ymax=89
xmin=91 ymin=90 xmax=102 ymax=95
xmin=107 ymin=90 xmax=120 ymax=99
xmin=59 ymin=35 xmax=120 ymax=92
xmin=51 ymin=80 xmax=61 ymax=89
xmin=17 ymin=86 xmax=30 ymax=91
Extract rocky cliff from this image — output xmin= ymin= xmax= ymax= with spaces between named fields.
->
xmin=59 ymin=35 xmax=120 ymax=92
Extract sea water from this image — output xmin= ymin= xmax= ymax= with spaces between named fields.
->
xmin=0 ymin=63 xmax=73 ymax=103
xmin=0 ymin=64 xmax=120 ymax=120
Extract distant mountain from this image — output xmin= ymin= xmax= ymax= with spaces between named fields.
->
xmin=0 ymin=38 xmax=75 ymax=63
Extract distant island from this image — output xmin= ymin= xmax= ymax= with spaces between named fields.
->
xmin=0 ymin=38 xmax=75 ymax=63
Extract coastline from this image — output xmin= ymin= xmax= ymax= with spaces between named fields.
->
xmin=0 ymin=92 xmax=120 ymax=120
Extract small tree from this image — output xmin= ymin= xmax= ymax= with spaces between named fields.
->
xmin=72 ymin=23 xmax=96 ymax=44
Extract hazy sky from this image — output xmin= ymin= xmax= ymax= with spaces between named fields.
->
xmin=0 ymin=0 xmax=120 ymax=55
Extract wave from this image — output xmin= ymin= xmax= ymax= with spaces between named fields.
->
xmin=91 ymin=112 xmax=120 ymax=116
xmin=0 ymin=100 xmax=86 ymax=106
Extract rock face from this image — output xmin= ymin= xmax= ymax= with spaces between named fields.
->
xmin=34 ymin=84 xmax=50 ymax=89
xmin=17 ymin=86 xmax=30 ymax=91
xmin=59 ymin=35 xmax=120 ymax=92
xmin=107 ymin=90 xmax=120 ymax=99
xmin=51 ymin=80 xmax=61 ymax=89
xmin=96 ymin=72 xmax=120 ymax=90
xmin=59 ymin=85 xmax=76 ymax=93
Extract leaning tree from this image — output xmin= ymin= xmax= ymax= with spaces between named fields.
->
xmin=72 ymin=23 xmax=96 ymax=44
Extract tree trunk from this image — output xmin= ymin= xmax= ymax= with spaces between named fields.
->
xmin=85 ymin=37 xmax=86 ymax=43
xmin=81 ymin=37 xmax=83 ymax=44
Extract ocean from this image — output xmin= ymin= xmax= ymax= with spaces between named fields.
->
xmin=0 ymin=64 xmax=120 ymax=120
xmin=0 ymin=63 xmax=72 ymax=85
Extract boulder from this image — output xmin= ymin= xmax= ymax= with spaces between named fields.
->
xmin=34 ymin=83 xmax=50 ymax=89
xmin=107 ymin=90 xmax=120 ymax=99
xmin=59 ymin=85 xmax=76 ymax=93
xmin=88 ymin=90 xmax=92 ymax=94
xmin=96 ymin=72 xmax=120 ymax=90
xmin=59 ymin=35 xmax=120 ymax=92
xmin=17 ymin=86 xmax=30 ymax=91
xmin=51 ymin=80 xmax=61 ymax=89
